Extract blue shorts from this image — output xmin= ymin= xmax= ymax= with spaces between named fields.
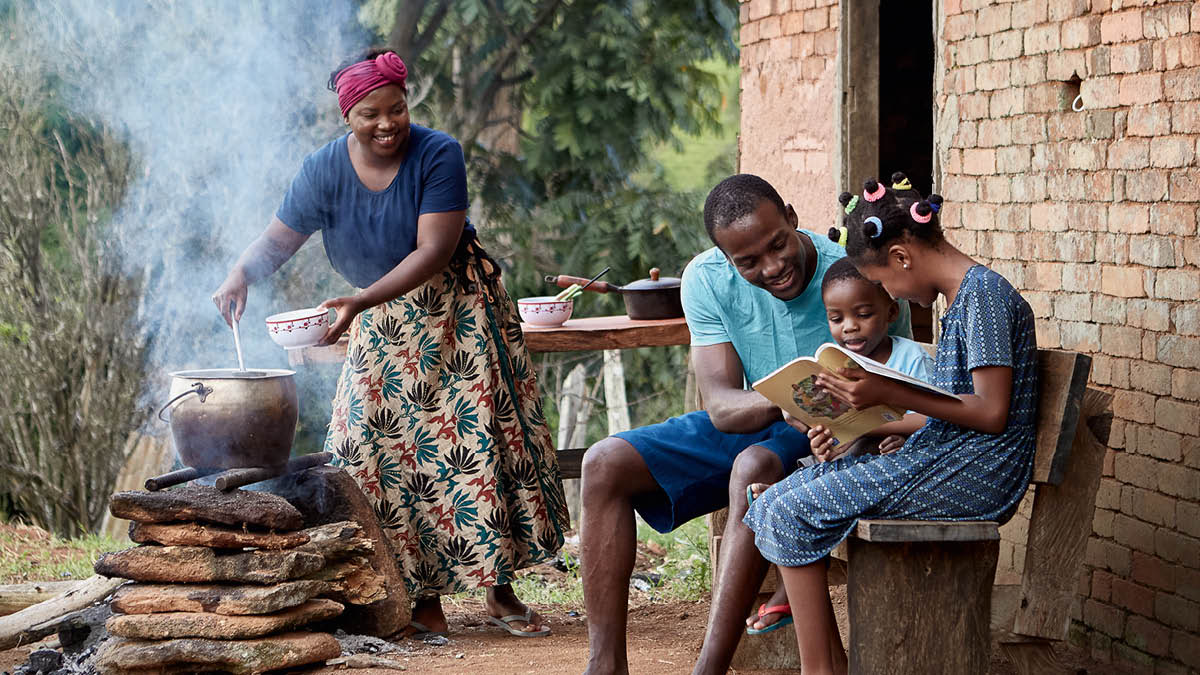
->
xmin=613 ymin=410 xmax=811 ymax=533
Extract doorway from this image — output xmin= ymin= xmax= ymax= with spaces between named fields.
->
xmin=837 ymin=0 xmax=935 ymax=342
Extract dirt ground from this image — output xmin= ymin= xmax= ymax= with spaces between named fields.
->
xmin=1 ymin=589 xmax=1139 ymax=675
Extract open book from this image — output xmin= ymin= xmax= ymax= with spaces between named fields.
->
xmin=752 ymin=342 xmax=961 ymax=449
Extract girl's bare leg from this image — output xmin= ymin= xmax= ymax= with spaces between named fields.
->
xmin=778 ymin=562 xmax=847 ymax=675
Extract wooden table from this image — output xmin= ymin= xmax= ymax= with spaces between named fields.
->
xmin=286 ymin=315 xmax=689 ymax=366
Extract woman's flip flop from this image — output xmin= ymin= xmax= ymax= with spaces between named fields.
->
xmin=486 ymin=609 xmax=551 ymax=637
xmin=746 ymin=603 xmax=793 ymax=635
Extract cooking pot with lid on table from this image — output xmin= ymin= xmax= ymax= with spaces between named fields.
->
xmin=545 ymin=268 xmax=683 ymax=320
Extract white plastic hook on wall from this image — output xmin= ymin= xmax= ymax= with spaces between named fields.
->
xmin=1072 ymin=93 xmax=1084 ymax=112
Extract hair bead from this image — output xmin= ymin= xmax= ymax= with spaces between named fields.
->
xmin=910 ymin=201 xmax=933 ymax=224
xmin=865 ymin=216 xmax=884 ymax=238
xmin=828 ymin=225 xmax=848 ymax=247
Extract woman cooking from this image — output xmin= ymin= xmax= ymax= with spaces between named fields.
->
xmin=212 ymin=49 xmax=568 ymax=638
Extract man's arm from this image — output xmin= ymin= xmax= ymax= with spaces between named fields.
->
xmin=692 ymin=342 xmax=782 ymax=434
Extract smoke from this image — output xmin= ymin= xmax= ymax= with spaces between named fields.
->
xmin=25 ymin=1 xmax=365 ymax=441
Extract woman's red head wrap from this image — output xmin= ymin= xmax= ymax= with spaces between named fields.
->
xmin=334 ymin=52 xmax=408 ymax=118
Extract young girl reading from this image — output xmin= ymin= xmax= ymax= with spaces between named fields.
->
xmin=745 ymin=251 xmax=934 ymax=635
xmin=742 ymin=178 xmax=1038 ymax=674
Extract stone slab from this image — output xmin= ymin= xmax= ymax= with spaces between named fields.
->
xmin=111 ymin=580 xmax=328 ymax=616
xmin=106 ymin=598 xmax=344 ymax=640
xmin=129 ymin=521 xmax=310 ymax=549
xmin=296 ymin=521 xmax=374 ymax=560
xmin=303 ymin=556 xmax=388 ymax=606
xmin=283 ymin=466 xmax=410 ymax=636
xmin=95 ymin=545 xmax=324 ymax=584
xmin=109 ymin=486 xmax=303 ymax=531
xmin=94 ymin=630 xmax=341 ymax=674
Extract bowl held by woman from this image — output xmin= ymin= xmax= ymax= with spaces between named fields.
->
xmin=266 ymin=307 xmax=330 ymax=349
xmin=517 ymin=297 xmax=573 ymax=327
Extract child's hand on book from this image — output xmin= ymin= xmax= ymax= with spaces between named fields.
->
xmin=878 ymin=435 xmax=906 ymax=454
xmin=807 ymin=425 xmax=849 ymax=463
xmin=815 ymin=367 xmax=897 ymax=410
xmin=781 ymin=410 xmax=810 ymax=435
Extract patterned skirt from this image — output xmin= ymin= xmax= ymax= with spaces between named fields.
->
xmin=325 ymin=239 xmax=569 ymax=597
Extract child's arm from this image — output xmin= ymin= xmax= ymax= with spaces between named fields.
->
xmin=815 ymin=366 xmax=1013 ymax=435
xmin=871 ymin=413 xmax=927 ymax=438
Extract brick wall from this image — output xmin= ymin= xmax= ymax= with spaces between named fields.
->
xmin=737 ymin=0 xmax=839 ymax=210
xmin=739 ymin=0 xmax=1200 ymax=671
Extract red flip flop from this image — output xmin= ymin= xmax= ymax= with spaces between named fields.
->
xmin=746 ymin=603 xmax=793 ymax=635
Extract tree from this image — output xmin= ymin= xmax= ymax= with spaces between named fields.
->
xmin=0 ymin=3 xmax=149 ymax=535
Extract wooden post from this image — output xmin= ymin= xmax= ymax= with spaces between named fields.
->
xmin=558 ymin=363 xmax=589 ymax=522
xmin=848 ymin=538 xmax=999 ymax=675
xmin=602 ymin=349 xmax=631 ymax=434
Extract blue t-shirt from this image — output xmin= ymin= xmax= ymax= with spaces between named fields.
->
xmin=681 ymin=229 xmax=912 ymax=384
xmin=276 ymin=125 xmax=476 ymax=289
xmin=883 ymin=335 xmax=934 ymax=382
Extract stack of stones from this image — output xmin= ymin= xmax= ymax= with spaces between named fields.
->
xmin=90 ymin=485 xmax=387 ymax=674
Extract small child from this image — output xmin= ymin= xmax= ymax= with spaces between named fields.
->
xmin=742 ymin=176 xmax=1038 ymax=674
xmin=805 ymin=256 xmax=932 ymax=461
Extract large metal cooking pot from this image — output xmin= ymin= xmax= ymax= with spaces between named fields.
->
xmin=157 ymin=368 xmax=298 ymax=470
xmin=546 ymin=268 xmax=683 ymax=320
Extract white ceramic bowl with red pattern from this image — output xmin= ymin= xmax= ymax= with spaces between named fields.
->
xmin=517 ymin=296 xmax=573 ymax=327
xmin=265 ymin=307 xmax=330 ymax=349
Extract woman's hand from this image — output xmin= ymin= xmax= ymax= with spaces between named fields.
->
xmin=212 ymin=271 xmax=249 ymax=327
xmin=878 ymin=435 xmax=906 ymax=454
xmin=815 ymin=367 xmax=898 ymax=410
xmin=806 ymin=425 xmax=848 ymax=463
xmin=318 ymin=295 xmax=368 ymax=346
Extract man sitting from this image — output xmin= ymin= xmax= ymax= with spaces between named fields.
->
xmin=579 ymin=174 xmax=911 ymax=674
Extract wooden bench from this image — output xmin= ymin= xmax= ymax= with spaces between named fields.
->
xmin=708 ymin=348 xmax=1113 ymax=673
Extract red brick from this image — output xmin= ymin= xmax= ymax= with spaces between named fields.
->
xmin=802 ymin=7 xmax=827 ymax=32
xmin=1109 ymin=42 xmax=1153 ymax=73
xmin=1172 ymin=629 xmax=1200 ymax=667
xmin=1118 ymin=73 xmax=1163 ymax=106
xmin=1045 ymin=50 xmax=1084 ymax=82
xmin=1160 ymin=33 xmax=1200 ymax=70
xmin=1127 ymin=104 xmax=1172 ymax=137
xmin=944 ymin=12 xmax=975 ymax=42
xmin=1158 ymin=335 xmax=1200 ymax=369
xmin=1092 ymin=294 xmax=1126 ymax=325
xmin=1013 ymin=54 xmax=1048 ymax=86
xmin=1158 ymin=462 xmax=1199 ymax=500
xmin=1061 ymin=321 xmax=1101 ymax=352
xmin=1156 ymin=591 xmax=1200 ymax=631
xmin=1023 ymin=23 xmax=1060 ymax=55
xmin=1026 ymin=261 xmax=1063 ymax=290
xmin=1124 ymin=171 xmax=1169 ymax=202
xmin=957 ymin=37 xmax=990 ymax=67
xmin=1096 ymin=234 xmax=1130 ymax=264
xmin=990 ymin=87 xmax=1025 ymax=118
xmin=1149 ymin=203 xmax=1198 ymax=236
xmin=1101 ymin=10 xmax=1143 ymax=44
xmin=1174 ymin=367 xmax=1200 ymax=401
xmin=1107 ymin=203 xmax=1151 ymax=233
xmin=1179 ymin=501 xmax=1200 ymax=538
xmin=1011 ymin=114 xmax=1048 ymax=143
xmin=1125 ymin=614 xmax=1171 ymax=657
xmin=977 ymin=3 xmax=1011 ymax=35
xmin=1128 ymin=236 xmax=1176 ymax=268
xmin=979 ymin=176 xmax=1010 ymax=203
xmin=1179 ymin=567 xmax=1200 ymax=603
xmin=1084 ymin=598 xmax=1127 ymax=638
xmin=1175 ymin=304 xmax=1200 ymax=336
xmin=1163 ymin=67 xmax=1200 ymax=102
xmin=1155 ymin=398 xmax=1200 ymax=436
xmin=1092 ymin=569 xmax=1115 ymax=601
xmin=1049 ymin=0 xmax=1088 ymax=22
xmin=1062 ymin=262 xmax=1100 ymax=292
xmin=1169 ymin=169 xmax=1200 ymax=202
xmin=1173 ymin=101 xmax=1200 ymax=134
xmin=1135 ymin=423 xmax=1182 ymax=461
xmin=1093 ymin=507 xmax=1116 ymax=539
xmin=1097 ymin=477 xmax=1123 ymax=509
xmin=1101 ymin=264 xmax=1144 ymax=296
xmin=746 ymin=0 xmax=773 ymax=22
xmin=1143 ymin=4 xmax=1191 ymax=39
xmin=1128 ymin=486 xmax=1176 ymax=527
xmin=975 ymin=61 xmax=1010 ymax=92
xmin=1010 ymin=173 xmax=1046 ymax=202
xmin=1156 ymin=528 xmax=1200 ymax=569
xmin=1154 ymin=269 xmax=1200 ymax=301
xmin=1025 ymin=82 xmax=1066 ymax=113
xmin=1113 ymin=512 xmax=1158 ymax=554
xmin=988 ymin=29 xmax=1023 ymax=61
xmin=1129 ymin=359 xmax=1173 ymax=395
xmin=1063 ymin=15 xmax=1102 ymax=49
xmin=1102 ymin=325 xmax=1144 ymax=358
xmin=1107 ymin=138 xmax=1150 ymax=170
xmin=1149 ymin=136 xmax=1196 ymax=168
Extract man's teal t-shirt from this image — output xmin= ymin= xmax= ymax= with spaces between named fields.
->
xmin=680 ymin=229 xmax=912 ymax=384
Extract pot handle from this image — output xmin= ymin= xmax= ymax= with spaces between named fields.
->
xmin=157 ymin=383 xmax=214 ymax=423
xmin=544 ymin=275 xmax=615 ymax=293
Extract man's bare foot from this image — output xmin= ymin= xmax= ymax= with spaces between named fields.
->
xmin=485 ymin=583 xmax=549 ymax=635
xmin=746 ymin=587 xmax=791 ymax=632
xmin=403 ymin=595 xmax=448 ymax=637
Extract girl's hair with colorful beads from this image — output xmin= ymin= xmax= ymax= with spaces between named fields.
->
xmin=831 ymin=171 xmax=944 ymax=264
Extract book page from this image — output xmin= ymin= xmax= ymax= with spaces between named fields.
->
xmin=816 ymin=343 xmax=962 ymax=400
xmin=753 ymin=357 xmax=907 ymax=448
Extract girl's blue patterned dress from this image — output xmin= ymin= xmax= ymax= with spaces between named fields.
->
xmin=744 ymin=265 xmax=1039 ymax=567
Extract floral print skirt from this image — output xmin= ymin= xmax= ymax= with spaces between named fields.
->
xmin=326 ymin=240 xmax=568 ymax=598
